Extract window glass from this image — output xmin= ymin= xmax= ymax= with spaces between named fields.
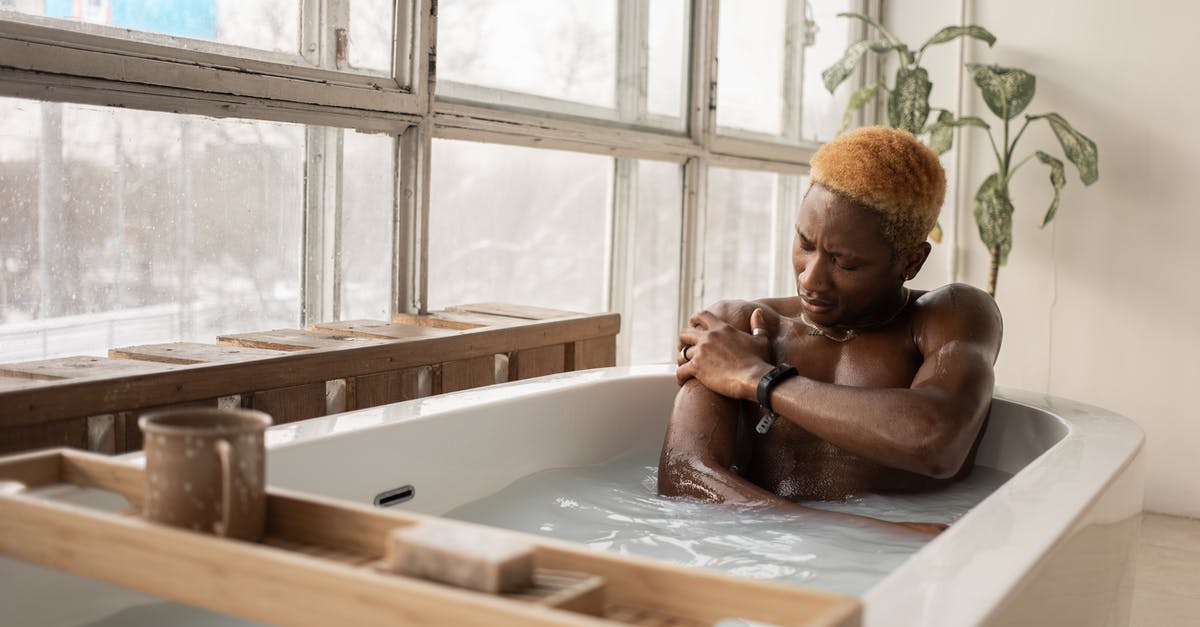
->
xmin=428 ymin=140 xmax=610 ymax=314
xmin=716 ymin=0 xmax=787 ymax=136
xmin=801 ymin=0 xmax=855 ymax=142
xmin=347 ymin=0 xmax=395 ymax=74
xmin=703 ymin=168 xmax=804 ymax=304
xmin=10 ymin=0 xmax=299 ymax=55
xmin=438 ymin=0 xmax=686 ymax=127
xmin=0 ymin=97 xmax=304 ymax=361
xmin=646 ymin=0 xmax=688 ymax=119
xmin=439 ymin=0 xmax=616 ymax=108
xmin=339 ymin=130 xmax=395 ymax=320
xmin=628 ymin=159 xmax=681 ymax=364
xmin=6 ymin=1 xmax=397 ymax=77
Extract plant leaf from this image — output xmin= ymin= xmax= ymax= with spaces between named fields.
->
xmin=839 ymin=81 xmax=883 ymax=135
xmin=1030 ymin=113 xmax=1099 ymax=185
xmin=837 ymin=12 xmax=901 ymax=46
xmin=943 ymin=115 xmax=991 ymax=130
xmin=1035 ymin=151 xmax=1066 ymax=227
xmin=926 ymin=109 xmax=955 ymax=155
xmin=888 ymin=66 xmax=932 ymax=135
xmin=967 ymin=64 xmax=1036 ymax=120
xmin=822 ymin=40 xmax=872 ymax=93
xmin=974 ymin=173 xmax=1014 ymax=265
xmin=919 ymin=25 xmax=997 ymax=52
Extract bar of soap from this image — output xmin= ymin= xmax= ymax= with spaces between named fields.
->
xmin=384 ymin=522 xmax=535 ymax=593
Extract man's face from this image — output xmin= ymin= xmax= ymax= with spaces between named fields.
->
xmin=791 ymin=183 xmax=914 ymax=327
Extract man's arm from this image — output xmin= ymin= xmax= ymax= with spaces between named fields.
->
xmin=658 ymin=379 xmax=794 ymax=507
xmin=679 ymin=284 xmax=1002 ymax=479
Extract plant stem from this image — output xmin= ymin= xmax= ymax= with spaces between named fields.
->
xmin=988 ymin=246 xmax=1000 ymax=297
xmin=1009 ymin=152 xmax=1036 ymax=178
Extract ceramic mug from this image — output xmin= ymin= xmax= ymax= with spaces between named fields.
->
xmin=139 ymin=408 xmax=272 ymax=541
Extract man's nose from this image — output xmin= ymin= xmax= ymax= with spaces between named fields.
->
xmin=798 ymin=255 xmax=831 ymax=293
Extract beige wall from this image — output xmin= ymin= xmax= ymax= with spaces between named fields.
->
xmin=886 ymin=0 xmax=1200 ymax=517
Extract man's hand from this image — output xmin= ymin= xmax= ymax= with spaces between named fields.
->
xmin=676 ymin=307 xmax=773 ymax=400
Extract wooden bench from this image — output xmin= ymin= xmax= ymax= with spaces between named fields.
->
xmin=0 ymin=303 xmax=619 ymax=455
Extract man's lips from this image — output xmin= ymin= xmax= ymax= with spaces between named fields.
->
xmin=800 ymin=296 xmax=836 ymax=314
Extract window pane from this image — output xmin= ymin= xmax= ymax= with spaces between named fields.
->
xmin=0 ymin=97 xmax=305 ymax=361
xmin=703 ymin=168 xmax=804 ymax=304
xmin=801 ymin=0 xmax=855 ymax=142
xmin=716 ymin=0 xmax=787 ymax=136
xmin=12 ymin=0 xmax=300 ymax=56
xmin=646 ymin=0 xmax=688 ymax=119
xmin=438 ymin=0 xmax=686 ymax=128
xmin=428 ymin=140 xmax=610 ymax=314
xmin=439 ymin=0 xmax=616 ymax=107
xmin=339 ymin=130 xmax=395 ymax=320
xmin=348 ymin=0 xmax=395 ymax=74
xmin=629 ymin=160 xmax=681 ymax=364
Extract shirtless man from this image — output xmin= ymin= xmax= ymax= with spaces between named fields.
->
xmin=659 ymin=126 xmax=1002 ymax=534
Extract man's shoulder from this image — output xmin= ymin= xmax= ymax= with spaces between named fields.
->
xmin=913 ymin=282 xmax=995 ymax=311
xmin=911 ymin=283 xmax=1003 ymax=349
xmin=705 ymin=297 xmax=795 ymax=325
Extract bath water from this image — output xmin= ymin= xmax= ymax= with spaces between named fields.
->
xmin=447 ymin=446 xmax=1011 ymax=596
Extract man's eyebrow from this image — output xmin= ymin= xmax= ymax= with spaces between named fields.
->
xmin=795 ymin=229 xmax=860 ymax=259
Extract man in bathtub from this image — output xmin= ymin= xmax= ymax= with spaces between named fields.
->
xmin=660 ymin=126 xmax=1002 ymax=535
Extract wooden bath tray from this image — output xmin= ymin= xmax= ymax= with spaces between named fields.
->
xmin=0 ymin=449 xmax=860 ymax=627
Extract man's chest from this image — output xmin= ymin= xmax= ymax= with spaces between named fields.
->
xmin=770 ymin=322 xmax=923 ymax=389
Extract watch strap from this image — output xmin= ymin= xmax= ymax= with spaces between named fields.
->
xmin=754 ymin=363 xmax=798 ymax=434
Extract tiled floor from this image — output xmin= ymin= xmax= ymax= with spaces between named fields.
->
xmin=1131 ymin=513 xmax=1200 ymax=626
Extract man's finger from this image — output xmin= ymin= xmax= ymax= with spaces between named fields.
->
xmin=688 ymin=310 xmax=719 ymax=329
xmin=750 ymin=308 xmax=767 ymax=336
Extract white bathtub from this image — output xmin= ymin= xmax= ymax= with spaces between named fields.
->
xmin=2 ymin=365 xmax=1144 ymax=626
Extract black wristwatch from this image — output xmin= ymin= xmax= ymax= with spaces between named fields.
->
xmin=755 ymin=363 xmax=799 ymax=434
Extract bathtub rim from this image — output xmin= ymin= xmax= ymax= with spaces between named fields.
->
xmin=863 ymin=384 xmax=1145 ymax=626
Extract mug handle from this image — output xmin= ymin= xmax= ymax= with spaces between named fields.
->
xmin=213 ymin=439 xmax=234 ymax=537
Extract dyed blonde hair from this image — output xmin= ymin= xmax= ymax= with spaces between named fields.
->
xmin=809 ymin=126 xmax=946 ymax=255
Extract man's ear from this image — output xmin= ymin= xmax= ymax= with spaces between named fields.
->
xmin=903 ymin=242 xmax=932 ymax=280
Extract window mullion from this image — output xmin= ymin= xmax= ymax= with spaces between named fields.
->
xmin=782 ymin=0 xmax=805 ymax=143
xmin=616 ymin=0 xmax=649 ymax=125
xmin=690 ymin=0 xmax=718 ymax=150
xmin=303 ymin=127 xmax=344 ymax=325
xmin=680 ymin=155 xmax=707 ymax=323
xmin=608 ymin=158 xmax=639 ymax=365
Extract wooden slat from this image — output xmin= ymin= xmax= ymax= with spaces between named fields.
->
xmin=0 ymin=418 xmax=88 ymax=455
xmin=348 ymin=368 xmax=427 ymax=409
xmin=509 ymin=345 xmax=567 ymax=380
xmin=0 ymin=376 xmax=57 ymax=392
xmin=109 ymin=342 xmax=288 ymax=364
xmin=0 ymin=355 xmax=179 ymax=380
xmin=393 ymin=310 xmax=525 ymax=330
xmin=250 ymin=383 xmax=327 ymax=425
xmin=446 ymin=303 xmax=578 ymax=320
xmin=218 ymin=328 xmax=395 ymax=351
xmin=308 ymin=320 xmax=457 ymax=340
xmin=568 ymin=337 xmax=617 ymax=371
xmin=439 ymin=357 xmax=497 ymax=394
xmin=0 ymin=313 xmax=621 ymax=427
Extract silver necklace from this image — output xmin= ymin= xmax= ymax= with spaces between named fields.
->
xmin=799 ymin=287 xmax=911 ymax=343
